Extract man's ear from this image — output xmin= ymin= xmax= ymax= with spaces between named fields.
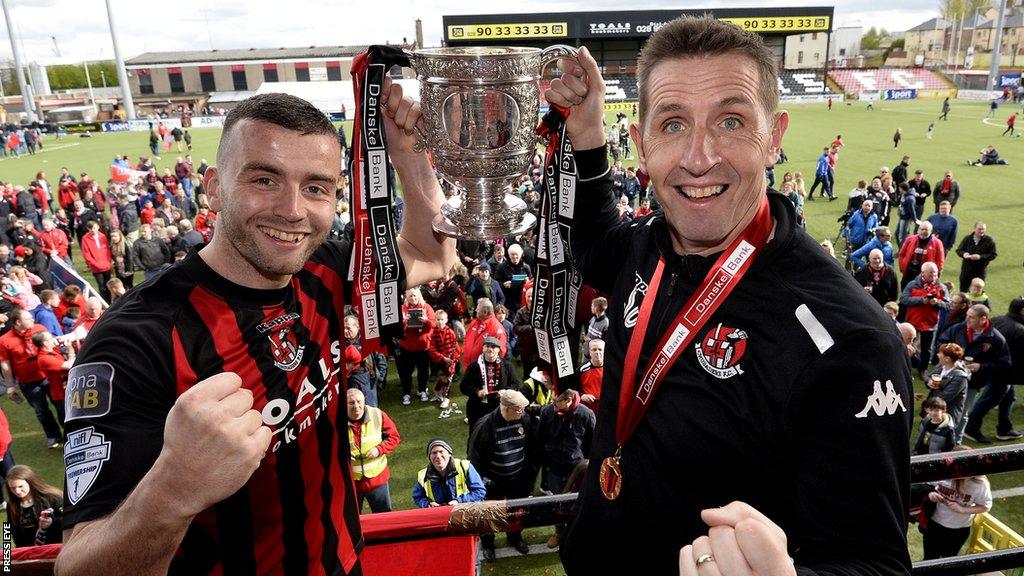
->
xmin=205 ymin=167 xmax=222 ymax=212
xmin=767 ymin=110 xmax=789 ymax=168
xmin=629 ymin=122 xmax=646 ymax=172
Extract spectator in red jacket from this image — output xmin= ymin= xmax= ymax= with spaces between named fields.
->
xmin=80 ymin=221 xmax=112 ymax=302
xmin=36 ymin=217 xmax=70 ymax=264
xmin=0 ymin=406 xmax=13 ymax=478
xmin=899 ymin=262 xmax=950 ymax=378
xmin=898 ymin=220 xmax=945 ymax=291
xmin=428 ymin=309 xmax=461 ymax=411
xmin=32 ymin=330 xmax=73 ymax=424
xmin=139 ymin=200 xmax=156 ymax=226
xmin=462 ymin=297 xmax=507 ymax=371
xmin=398 ymin=287 xmax=436 ymax=405
xmin=57 ymin=180 xmax=79 ymax=212
xmin=579 ymin=338 xmax=605 ymax=414
xmin=54 ymin=285 xmax=85 ymax=323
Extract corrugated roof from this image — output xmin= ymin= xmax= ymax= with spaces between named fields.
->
xmin=125 ymin=44 xmax=412 ymax=66
xmin=907 ymin=18 xmax=949 ymax=32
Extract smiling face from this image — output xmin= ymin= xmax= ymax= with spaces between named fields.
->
xmin=8 ymin=478 xmax=29 ymax=500
xmin=203 ymin=119 xmax=339 ymax=288
xmin=632 ymin=53 xmax=787 ymax=255
xmin=429 ymin=446 xmax=451 ymax=473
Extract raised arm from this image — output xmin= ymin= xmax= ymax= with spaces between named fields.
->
xmin=381 ymin=79 xmax=457 ymax=287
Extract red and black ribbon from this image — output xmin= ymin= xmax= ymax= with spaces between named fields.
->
xmin=349 ymin=46 xmax=409 ymax=355
xmin=532 ymin=106 xmax=582 ymax=390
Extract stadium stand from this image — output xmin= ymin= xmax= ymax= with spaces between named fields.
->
xmin=604 ymin=75 xmax=638 ymax=100
xmin=828 ymin=68 xmax=950 ymax=94
xmin=777 ymin=70 xmax=834 ymax=97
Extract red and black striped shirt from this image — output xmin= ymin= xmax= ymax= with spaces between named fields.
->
xmin=63 ymin=241 xmax=369 ymax=576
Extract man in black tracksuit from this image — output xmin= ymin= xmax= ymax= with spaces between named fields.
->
xmin=548 ymin=16 xmax=912 ymax=576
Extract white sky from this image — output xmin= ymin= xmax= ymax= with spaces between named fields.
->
xmin=2 ymin=0 xmax=943 ymax=65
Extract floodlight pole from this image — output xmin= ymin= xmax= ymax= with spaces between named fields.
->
xmin=987 ymin=0 xmax=1007 ymax=91
xmin=105 ymin=0 xmax=136 ymax=119
xmin=1 ymin=0 xmax=36 ymax=122
xmin=83 ymin=61 xmax=97 ymax=117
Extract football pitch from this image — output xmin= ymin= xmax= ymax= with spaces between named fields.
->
xmin=1 ymin=97 xmax=1022 ymax=570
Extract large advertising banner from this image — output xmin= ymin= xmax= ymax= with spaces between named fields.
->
xmin=444 ymin=7 xmax=834 ymax=43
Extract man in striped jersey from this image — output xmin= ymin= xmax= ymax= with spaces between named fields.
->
xmin=56 ymin=89 xmax=454 ymax=575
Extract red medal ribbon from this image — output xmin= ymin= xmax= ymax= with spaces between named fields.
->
xmin=615 ymin=197 xmax=774 ymax=448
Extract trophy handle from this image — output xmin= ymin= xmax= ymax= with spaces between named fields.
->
xmin=401 ymin=48 xmax=430 ymax=153
xmin=539 ymin=44 xmax=580 ymax=68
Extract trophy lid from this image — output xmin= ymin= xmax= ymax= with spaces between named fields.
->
xmin=413 ymin=46 xmax=539 ymax=59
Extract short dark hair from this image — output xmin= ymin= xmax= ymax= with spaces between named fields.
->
xmin=637 ymin=15 xmax=778 ymax=120
xmin=218 ymin=93 xmax=337 ymax=164
xmin=922 ymin=396 xmax=947 ymax=411
xmin=1009 ymin=296 xmax=1024 ymax=316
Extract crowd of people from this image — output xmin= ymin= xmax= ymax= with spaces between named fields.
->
xmin=0 ymin=18 xmax=1020 ymax=575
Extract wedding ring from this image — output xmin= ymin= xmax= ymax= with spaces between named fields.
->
xmin=696 ymin=553 xmax=715 ymax=567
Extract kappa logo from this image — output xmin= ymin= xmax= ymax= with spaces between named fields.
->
xmin=259 ymin=313 xmax=305 ymax=372
xmin=65 ymin=427 xmax=111 ymax=505
xmin=854 ymin=380 xmax=907 ymax=418
xmin=695 ymin=323 xmax=747 ymax=379
xmin=623 ymin=271 xmax=649 ymax=329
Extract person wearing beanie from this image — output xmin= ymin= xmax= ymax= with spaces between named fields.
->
xmin=346 ymin=389 xmax=400 ymax=513
xmin=468 ymin=389 xmax=540 ymax=559
xmin=538 ymin=389 xmax=596 ymax=549
xmin=461 ymin=335 xmax=518 ymax=432
xmin=343 ymin=345 xmax=376 ymax=407
xmin=412 ymin=437 xmax=486 ymax=508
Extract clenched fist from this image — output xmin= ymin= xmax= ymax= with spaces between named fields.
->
xmin=158 ymin=372 xmax=272 ymax=517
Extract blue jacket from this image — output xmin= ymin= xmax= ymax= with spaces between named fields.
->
xmin=898 ymin=191 xmax=917 ymax=220
xmin=815 ymin=153 xmax=830 ymax=177
xmin=413 ymin=458 xmax=487 ymax=507
xmin=844 ymin=210 xmax=878 ymax=246
xmin=32 ymin=305 xmax=63 ymax=336
xmin=926 ymin=214 xmax=959 ymax=254
xmin=851 ymin=238 xmax=895 ymax=268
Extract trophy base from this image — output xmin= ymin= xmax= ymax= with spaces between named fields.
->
xmin=432 ymin=194 xmax=536 ymax=240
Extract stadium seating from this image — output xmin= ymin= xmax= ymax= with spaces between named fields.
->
xmin=604 ymin=75 xmax=638 ymax=100
xmin=828 ymin=68 xmax=949 ymax=94
xmin=777 ymin=70 xmax=834 ymax=96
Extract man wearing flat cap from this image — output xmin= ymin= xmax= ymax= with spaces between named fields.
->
xmin=468 ymin=390 xmax=540 ymax=560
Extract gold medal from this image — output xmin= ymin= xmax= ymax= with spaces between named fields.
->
xmin=599 ymin=452 xmax=622 ymax=500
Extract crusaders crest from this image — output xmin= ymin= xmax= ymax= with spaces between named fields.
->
xmin=260 ymin=313 xmax=305 ymax=372
xmin=695 ymin=323 xmax=747 ymax=379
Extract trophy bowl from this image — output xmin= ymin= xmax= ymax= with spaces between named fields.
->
xmin=408 ymin=45 xmax=578 ymax=240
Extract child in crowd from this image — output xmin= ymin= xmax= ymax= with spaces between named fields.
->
xmin=913 ymin=396 xmax=956 ymax=456
xmin=966 ymin=278 xmax=990 ymax=309
xmin=583 ymin=297 xmax=609 ymax=359
xmin=922 ymin=447 xmax=992 ymax=559
xmin=495 ymin=305 xmax=515 ymax=358
xmin=428 ymin=309 xmax=461 ymax=413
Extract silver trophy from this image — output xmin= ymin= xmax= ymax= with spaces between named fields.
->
xmin=406 ymin=45 xmax=578 ymax=240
